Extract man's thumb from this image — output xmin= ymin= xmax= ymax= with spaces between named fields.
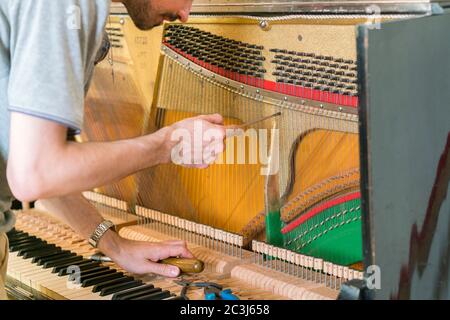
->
xmin=146 ymin=261 xmax=180 ymax=278
xmin=200 ymin=113 xmax=224 ymax=125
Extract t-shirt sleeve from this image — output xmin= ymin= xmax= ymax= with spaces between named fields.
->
xmin=7 ymin=0 xmax=108 ymax=132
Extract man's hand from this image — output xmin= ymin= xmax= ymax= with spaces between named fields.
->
xmin=101 ymin=232 xmax=194 ymax=278
xmin=156 ymin=113 xmax=226 ymax=168
xmin=38 ymin=195 xmax=195 ymax=278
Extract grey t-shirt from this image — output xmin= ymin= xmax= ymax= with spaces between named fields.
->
xmin=0 ymin=0 xmax=111 ymax=232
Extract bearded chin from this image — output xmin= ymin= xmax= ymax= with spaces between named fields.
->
xmin=124 ymin=0 xmax=155 ymax=30
xmin=166 ymin=13 xmax=179 ymax=22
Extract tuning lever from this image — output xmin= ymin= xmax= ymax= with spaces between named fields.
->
xmin=161 ymin=258 xmax=205 ymax=274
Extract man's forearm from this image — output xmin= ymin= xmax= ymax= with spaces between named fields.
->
xmin=8 ymin=115 xmax=172 ymax=201
xmin=38 ymin=194 xmax=121 ymax=258
xmin=50 ymin=132 xmax=168 ymax=196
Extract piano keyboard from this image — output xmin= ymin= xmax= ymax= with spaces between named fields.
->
xmin=6 ymin=208 xmax=339 ymax=300
xmin=6 ymin=229 xmax=177 ymax=300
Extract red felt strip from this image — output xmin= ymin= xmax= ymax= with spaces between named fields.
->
xmin=281 ymin=192 xmax=361 ymax=234
xmin=164 ymin=43 xmax=359 ymax=108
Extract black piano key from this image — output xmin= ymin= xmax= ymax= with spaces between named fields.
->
xmin=11 ymin=239 xmax=45 ymax=251
xmin=8 ymin=235 xmax=35 ymax=244
xmin=17 ymin=243 xmax=57 ymax=256
xmin=37 ymin=252 xmax=76 ymax=266
xmin=8 ymin=237 xmax=35 ymax=247
xmin=134 ymin=290 xmax=172 ymax=301
xmin=67 ymin=266 xmax=110 ymax=281
xmin=27 ymin=247 xmax=64 ymax=260
xmin=92 ymin=276 xmax=134 ymax=293
xmin=111 ymin=284 xmax=155 ymax=300
xmin=9 ymin=239 xmax=38 ymax=248
xmin=7 ymin=233 xmax=28 ymax=240
xmin=77 ymin=269 xmax=116 ymax=282
xmin=79 ymin=265 xmax=110 ymax=274
xmin=8 ymin=236 xmax=38 ymax=246
xmin=11 ymin=240 xmax=48 ymax=252
xmin=100 ymin=280 xmax=143 ymax=297
xmin=55 ymin=261 xmax=100 ymax=275
xmin=9 ymin=239 xmax=37 ymax=248
xmin=43 ymin=255 xmax=83 ymax=269
xmin=12 ymin=237 xmax=45 ymax=246
xmin=7 ymin=231 xmax=29 ymax=239
xmin=8 ymin=232 xmax=37 ymax=240
xmin=114 ymin=287 xmax=162 ymax=301
xmin=81 ymin=272 xmax=124 ymax=288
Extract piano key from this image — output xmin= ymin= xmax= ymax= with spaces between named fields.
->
xmin=37 ymin=252 xmax=77 ymax=266
xmin=92 ymin=276 xmax=134 ymax=293
xmin=77 ymin=269 xmax=116 ymax=283
xmin=18 ymin=244 xmax=58 ymax=257
xmin=81 ymin=272 xmax=125 ymax=287
xmin=11 ymin=241 xmax=49 ymax=252
xmin=56 ymin=261 xmax=100 ymax=275
xmin=115 ymin=287 xmax=162 ymax=300
xmin=134 ymin=290 xmax=172 ymax=300
xmin=29 ymin=247 xmax=70 ymax=264
xmin=7 ymin=232 xmax=31 ymax=241
xmin=43 ymin=255 xmax=84 ymax=269
xmin=67 ymin=266 xmax=110 ymax=281
xmin=8 ymin=236 xmax=38 ymax=246
xmin=112 ymin=284 xmax=156 ymax=300
xmin=26 ymin=247 xmax=64 ymax=260
xmin=100 ymin=280 xmax=144 ymax=296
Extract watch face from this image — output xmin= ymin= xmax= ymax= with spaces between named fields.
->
xmin=89 ymin=221 xmax=114 ymax=248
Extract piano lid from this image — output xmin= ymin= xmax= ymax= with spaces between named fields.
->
xmin=110 ymin=0 xmax=449 ymax=15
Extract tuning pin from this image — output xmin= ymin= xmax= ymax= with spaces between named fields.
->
xmin=332 ymin=264 xmax=338 ymax=289
xmin=313 ymin=258 xmax=323 ymax=283
xmin=294 ymin=253 xmax=301 ymax=277
xmin=337 ymin=265 xmax=344 ymax=289
xmin=252 ymin=240 xmax=257 ymax=264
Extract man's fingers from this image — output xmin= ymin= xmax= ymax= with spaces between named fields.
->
xmin=148 ymin=241 xmax=195 ymax=260
xmin=163 ymin=240 xmax=195 ymax=257
xmin=167 ymin=244 xmax=195 ymax=259
xmin=199 ymin=113 xmax=224 ymax=125
xmin=144 ymin=261 xmax=181 ymax=278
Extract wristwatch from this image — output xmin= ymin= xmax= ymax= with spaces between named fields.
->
xmin=88 ymin=220 xmax=115 ymax=248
